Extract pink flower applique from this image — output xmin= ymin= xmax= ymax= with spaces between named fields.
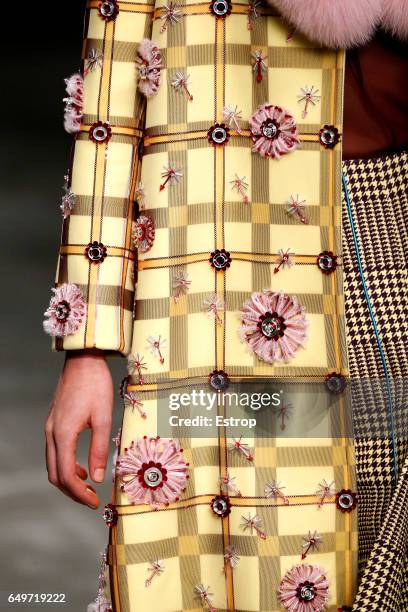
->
xmin=136 ymin=39 xmax=163 ymax=97
xmin=84 ymin=48 xmax=104 ymax=76
xmin=63 ymin=73 xmax=84 ymax=134
xmin=249 ymin=103 xmax=300 ymax=159
xmin=87 ymin=549 xmax=112 ymax=612
xmin=173 ymin=270 xmax=191 ymax=302
xmin=278 ymin=563 xmax=329 ymax=611
xmin=124 ymin=391 xmax=147 ymax=419
xmin=145 ymin=559 xmax=165 ymax=587
xmin=116 ymin=436 xmax=189 ymax=508
xmin=240 ymin=291 xmax=308 ymax=363
xmin=43 ymin=283 xmax=86 ymax=337
xmin=60 ymin=174 xmax=76 ymax=219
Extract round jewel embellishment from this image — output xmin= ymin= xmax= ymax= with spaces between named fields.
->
xmin=325 ymin=372 xmax=346 ymax=394
xmin=210 ymin=0 xmax=232 ymax=17
xmin=98 ymin=0 xmax=119 ymax=21
xmin=249 ymin=103 xmax=300 ymax=159
xmin=336 ymin=489 xmax=357 ymax=513
xmin=207 ymin=123 xmax=230 ymax=146
xmin=116 ymin=436 xmax=189 ymax=508
xmin=317 ymin=251 xmax=337 ymax=274
xmin=210 ymin=494 xmax=231 ymax=517
xmin=209 ymin=369 xmax=229 ymax=390
xmin=278 ymin=563 xmax=329 ymax=611
xmin=209 ymin=249 xmax=231 ymax=271
xmin=240 ymin=291 xmax=308 ymax=363
xmin=132 ymin=214 xmax=155 ymax=253
xmin=319 ymin=124 xmax=340 ymax=149
xmin=85 ymin=241 xmax=107 ymax=263
xmin=43 ymin=283 xmax=87 ymax=337
xmin=103 ymin=503 xmax=118 ymax=527
xmin=89 ymin=121 xmax=112 ymax=144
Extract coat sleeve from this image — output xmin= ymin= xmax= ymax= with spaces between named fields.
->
xmin=49 ymin=0 xmax=154 ymax=356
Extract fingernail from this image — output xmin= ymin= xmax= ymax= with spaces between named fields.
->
xmin=94 ymin=468 xmax=105 ymax=482
xmin=86 ymin=485 xmax=96 ymax=494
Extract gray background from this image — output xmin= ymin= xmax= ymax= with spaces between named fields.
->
xmin=0 ymin=4 xmax=125 ymax=609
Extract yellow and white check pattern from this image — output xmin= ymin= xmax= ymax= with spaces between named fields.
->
xmin=53 ymin=1 xmax=357 ymax=610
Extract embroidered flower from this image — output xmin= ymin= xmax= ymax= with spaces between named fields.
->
xmin=132 ymin=215 xmax=155 ymax=253
xmin=195 ymin=584 xmax=216 ymax=611
xmin=135 ymin=182 xmax=146 ymax=210
xmin=63 ymin=73 xmax=84 ymax=134
xmin=87 ymin=595 xmax=112 ymax=612
xmin=145 ymin=560 xmax=165 ymax=587
xmin=228 ymin=435 xmax=253 ymax=461
xmin=203 ymin=294 xmax=224 ymax=325
xmin=274 ymin=248 xmax=295 ymax=274
xmin=147 ymin=335 xmax=167 ymax=364
xmin=160 ymin=164 xmax=183 ymax=191
xmin=240 ymin=512 xmax=266 ymax=539
xmin=224 ymin=545 xmax=240 ymax=569
xmin=298 ymin=85 xmax=321 ymax=119
xmin=60 ymin=174 xmax=76 ymax=218
xmin=43 ymin=283 xmax=86 ymax=337
xmin=286 ymin=194 xmax=308 ymax=224
xmin=230 ymin=174 xmax=249 ymax=203
xmin=160 ymin=1 xmax=182 ymax=32
xmin=172 ymin=271 xmax=191 ymax=302
xmin=265 ymin=480 xmax=289 ymax=504
xmin=278 ymin=564 xmax=329 ymax=611
xmin=127 ymin=353 xmax=147 ymax=384
xmin=84 ymin=48 xmax=104 ymax=76
xmin=252 ymin=50 xmax=267 ymax=83
xmin=116 ymin=436 xmax=189 ymax=508
xmin=302 ymin=530 xmax=322 ymax=559
xmin=124 ymin=392 xmax=146 ymax=419
xmin=249 ymin=103 xmax=300 ymax=159
xmin=240 ymin=291 xmax=308 ymax=363
xmin=247 ymin=0 xmax=261 ymax=29
xmin=220 ymin=473 xmax=241 ymax=496
xmin=136 ymin=39 xmax=163 ymax=97
xmin=316 ymin=479 xmax=335 ymax=508
xmin=171 ymin=71 xmax=193 ymax=101
xmin=222 ymin=105 xmax=243 ymax=133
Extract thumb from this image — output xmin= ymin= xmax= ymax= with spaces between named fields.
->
xmin=89 ymin=417 xmax=112 ymax=483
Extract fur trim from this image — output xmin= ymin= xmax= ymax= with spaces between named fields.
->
xmin=269 ymin=0 xmax=383 ymax=48
xmin=382 ymin=0 xmax=408 ymax=39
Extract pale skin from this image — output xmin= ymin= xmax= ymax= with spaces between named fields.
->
xmin=44 ymin=350 xmax=113 ymax=509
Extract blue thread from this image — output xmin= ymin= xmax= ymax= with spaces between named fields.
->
xmin=342 ymin=173 xmax=398 ymax=483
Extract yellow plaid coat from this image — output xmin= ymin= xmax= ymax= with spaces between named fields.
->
xmin=49 ymin=1 xmax=408 ymax=610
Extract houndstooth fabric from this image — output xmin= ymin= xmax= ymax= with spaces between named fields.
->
xmin=342 ymin=152 xmax=408 ymax=611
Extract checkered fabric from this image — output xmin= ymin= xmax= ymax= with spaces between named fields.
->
xmin=341 ymin=152 xmax=408 ymax=611
xmin=54 ymin=1 xmax=360 ymax=610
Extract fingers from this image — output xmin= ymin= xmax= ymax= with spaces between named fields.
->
xmin=54 ymin=427 xmax=99 ymax=508
xmin=88 ymin=415 xmax=112 ymax=483
xmin=45 ymin=428 xmax=84 ymax=503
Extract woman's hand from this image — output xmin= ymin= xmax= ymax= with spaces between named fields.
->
xmin=45 ymin=350 xmax=114 ymax=508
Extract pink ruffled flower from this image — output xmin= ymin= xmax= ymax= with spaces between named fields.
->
xmin=278 ymin=563 xmax=329 ymax=611
xmin=116 ymin=436 xmax=189 ymax=508
xmin=136 ymin=39 xmax=163 ymax=97
xmin=240 ymin=291 xmax=308 ymax=363
xmin=43 ymin=283 xmax=87 ymax=337
xmin=63 ymin=73 xmax=84 ymax=134
xmin=249 ymin=103 xmax=300 ymax=158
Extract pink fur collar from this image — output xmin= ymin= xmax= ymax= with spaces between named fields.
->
xmin=269 ymin=0 xmax=408 ymax=48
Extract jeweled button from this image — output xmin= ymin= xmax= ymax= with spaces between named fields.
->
xmin=98 ymin=0 xmax=119 ymax=21
xmin=103 ymin=503 xmax=118 ymax=527
xmin=317 ymin=250 xmax=337 ymax=274
xmin=55 ymin=301 xmax=71 ymax=322
xmin=319 ymin=124 xmax=340 ymax=149
xmin=299 ymin=583 xmax=315 ymax=602
xmin=261 ymin=119 xmax=279 ymax=140
xmin=210 ymin=0 xmax=232 ymax=17
xmin=209 ymin=370 xmax=229 ymax=390
xmin=144 ymin=466 xmax=164 ymax=487
xmin=336 ymin=489 xmax=357 ymax=513
xmin=258 ymin=311 xmax=286 ymax=340
xmin=325 ymin=372 xmax=346 ymax=394
xmin=207 ymin=123 xmax=230 ymax=146
xmin=210 ymin=494 xmax=231 ymax=517
xmin=209 ymin=249 xmax=231 ymax=271
xmin=89 ymin=121 xmax=112 ymax=144
xmin=85 ymin=241 xmax=107 ymax=263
